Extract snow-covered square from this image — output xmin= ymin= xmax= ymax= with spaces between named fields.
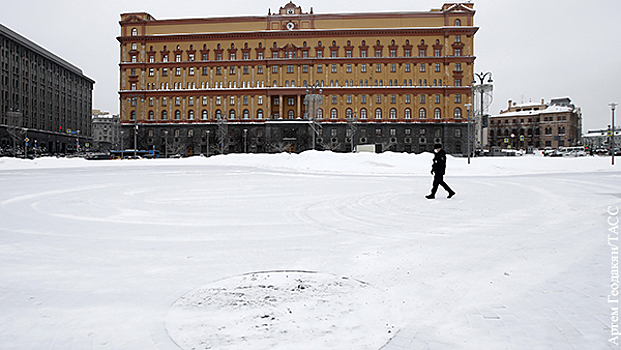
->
xmin=0 ymin=152 xmax=619 ymax=349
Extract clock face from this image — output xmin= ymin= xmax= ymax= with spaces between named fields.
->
xmin=286 ymin=22 xmax=295 ymax=30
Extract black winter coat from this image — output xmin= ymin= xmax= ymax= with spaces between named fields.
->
xmin=431 ymin=149 xmax=447 ymax=176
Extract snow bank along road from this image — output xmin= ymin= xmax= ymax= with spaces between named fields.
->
xmin=0 ymin=153 xmax=619 ymax=349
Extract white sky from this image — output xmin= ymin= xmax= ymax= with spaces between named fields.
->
xmin=1 ymin=0 xmax=619 ymax=131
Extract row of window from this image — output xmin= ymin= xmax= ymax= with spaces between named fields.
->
xmin=141 ymin=62 xmax=463 ymax=76
xmin=490 ymin=115 xmax=570 ymax=125
xmin=132 ymin=107 xmax=464 ymax=121
xmin=489 ymin=127 xmax=567 ymax=137
xmin=145 ymin=126 xmax=459 ymax=140
xmin=132 ymin=93 xmax=463 ymax=108
xmin=128 ymin=37 xmax=466 ymax=63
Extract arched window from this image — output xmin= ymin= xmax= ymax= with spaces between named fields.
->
xmin=455 ymin=19 xmax=461 ymax=26
xmin=403 ymin=108 xmax=410 ymax=119
xmin=130 ymin=111 xmax=136 ymax=120
xmin=390 ymin=108 xmax=397 ymax=119
xmin=131 ymin=28 xmax=137 ymax=36
xmin=175 ymin=110 xmax=181 ymax=120
xmin=360 ymin=108 xmax=367 ymax=119
xmin=317 ymin=109 xmax=324 ymax=119
xmin=215 ymin=110 xmax=222 ymax=119
xmin=454 ymin=108 xmax=462 ymax=119
xmin=273 ymin=80 xmax=277 ymax=87
xmin=148 ymin=111 xmax=154 ymax=120
xmin=288 ymin=110 xmax=294 ymax=119
xmin=202 ymin=110 xmax=208 ymax=119
xmin=330 ymin=108 xmax=338 ymax=119
xmin=434 ymin=108 xmax=441 ymax=119
xmin=375 ymin=108 xmax=382 ymax=119
xmin=285 ymin=81 xmax=290 ymax=87
xmin=346 ymin=108 xmax=353 ymax=118
xmin=419 ymin=108 xmax=426 ymax=119
xmin=188 ymin=110 xmax=195 ymax=120
xmin=229 ymin=110 xmax=236 ymax=119
xmin=257 ymin=109 xmax=263 ymax=119
xmin=243 ymin=109 xmax=250 ymax=119
xmin=161 ymin=110 xmax=168 ymax=120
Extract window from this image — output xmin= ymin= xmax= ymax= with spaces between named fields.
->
xmin=162 ymin=110 xmax=168 ymax=120
xmin=361 ymin=95 xmax=367 ymax=104
xmin=243 ymin=66 xmax=249 ymax=74
xmin=391 ymin=95 xmax=396 ymax=104
xmin=375 ymin=50 xmax=382 ymax=57
xmin=376 ymin=95 xmax=382 ymax=104
xmin=435 ymin=49 xmax=441 ymax=57
xmin=454 ymin=108 xmax=462 ymax=119
xmin=346 ymin=108 xmax=353 ymax=118
xmin=257 ymin=66 xmax=264 ymax=74
xmin=405 ymin=108 xmax=412 ymax=119
xmin=360 ymin=108 xmax=367 ymax=119
xmin=175 ymin=110 xmax=181 ymax=120
xmin=390 ymin=63 xmax=396 ymax=72
xmin=189 ymin=97 xmax=194 ymax=106
xmin=376 ymin=64 xmax=382 ymax=73
xmin=257 ymin=109 xmax=263 ymax=119
xmin=434 ymin=108 xmax=441 ymax=119
xmin=346 ymin=64 xmax=352 ymax=73
xmin=435 ymin=95 xmax=441 ymax=104
xmin=162 ymin=68 xmax=168 ymax=76
xmin=287 ymin=65 xmax=294 ymax=73
xmin=331 ymin=108 xmax=338 ymax=119
xmin=375 ymin=108 xmax=382 ymax=119
xmin=346 ymin=95 xmax=352 ymax=104
xmin=272 ymin=66 xmax=278 ymax=74
xmin=455 ymin=63 xmax=462 ymax=72
xmin=258 ymin=96 xmax=263 ymax=105
xmin=455 ymin=79 xmax=462 ymax=86
xmin=189 ymin=67 xmax=195 ymax=76
xmin=405 ymin=63 xmax=411 ymax=73
xmin=455 ymin=49 xmax=462 ymax=57
xmin=216 ymin=96 xmax=221 ymax=105
xmin=361 ymin=64 xmax=367 ymax=73
xmin=175 ymin=54 xmax=182 ymax=62
xmin=419 ymin=108 xmax=426 ymax=119
xmin=243 ymin=110 xmax=249 ymax=119
xmin=202 ymin=110 xmax=208 ymax=119
xmin=131 ymin=28 xmax=137 ymax=36
xmin=332 ymin=64 xmax=337 ymax=73
xmin=229 ymin=66 xmax=235 ymax=74
xmin=455 ymin=94 xmax=462 ymax=103
xmin=288 ymin=97 xmax=295 ymax=106
xmin=317 ymin=65 xmax=323 ymax=73
xmin=332 ymin=95 xmax=337 ymax=104
xmin=317 ymin=109 xmax=323 ymax=119
xmin=390 ymin=49 xmax=396 ymax=58
xmin=405 ymin=95 xmax=411 ymax=104
xmin=230 ymin=96 xmax=235 ymax=105
xmin=419 ymin=49 xmax=426 ymax=57
xmin=390 ymin=108 xmax=397 ymax=119
xmin=420 ymin=95 xmax=426 ymax=103
xmin=435 ymin=63 xmax=441 ymax=72
xmin=258 ymin=52 xmax=264 ymax=59
xmin=229 ymin=110 xmax=236 ymax=119
xmin=420 ymin=63 xmax=426 ymax=72
xmin=302 ymin=65 xmax=308 ymax=73
xmin=188 ymin=110 xmax=195 ymax=120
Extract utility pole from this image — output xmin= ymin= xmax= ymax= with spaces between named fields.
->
xmin=610 ymin=102 xmax=617 ymax=165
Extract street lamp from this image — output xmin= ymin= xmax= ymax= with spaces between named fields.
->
xmin=304 ymin=84 xmax=323 ymax=150
xmin=610 ymin=102 xmax=618 ymax=165
xmin=472 ymin=71 xmax=493 ymax=153
xmin=164 ymin=130 xmax=168 ymax=158
xmin=206 ymin=130 xmax=210 ymax=157
xmin=465 ymin=103 xmax=472 ymax=164
xmin=347 ymin=113 xmax=357 ymax=153
xmin=243 ymin=129 xmax=248 ymax=153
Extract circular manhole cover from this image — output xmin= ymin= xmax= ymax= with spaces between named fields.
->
xmin=166 ymin=270 xmax=398 ymax=350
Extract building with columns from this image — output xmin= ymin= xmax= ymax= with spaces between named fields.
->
xmin=118 ymin=2 xmax=477 ymax=155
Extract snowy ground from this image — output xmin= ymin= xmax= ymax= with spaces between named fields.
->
xmin=0 ymin=151 xmax=619 ymax=350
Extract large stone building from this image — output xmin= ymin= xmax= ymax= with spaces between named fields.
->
xmin=488 ymin=97 xmax=582 ymax=150
xmin=0 ymin=23 xmax=94 ymax=155
xmin=92 ymin=110 xmax=121 ymax=151
xmin=118 ymin=2 xmax=478 ymax=156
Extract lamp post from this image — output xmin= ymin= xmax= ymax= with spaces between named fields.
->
xmin=347 ymin=113 xmax=357 ymax=153
xmin=611 ymin=102 xmax=618 ymax=165
xmin=304 ymin=84 xmax=323 ymax=150
xmin=164 ymin=130 xmax=168 ymax=158
xmin=206 ymin=130 xmax=210 ymax=157
xmin=465 ymin=103 xmax=472 ymax=164
xmin=243 ymin=129 xmax=248 ymax=153
xmin=472 ymin=71 xmax=493 ymax=153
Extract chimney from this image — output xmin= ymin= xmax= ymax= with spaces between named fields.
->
xmin=508 ymin=100 xmax=512 ymax=110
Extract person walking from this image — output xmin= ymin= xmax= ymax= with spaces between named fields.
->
xmin=426 ymin=144 xmax=456 ymax=199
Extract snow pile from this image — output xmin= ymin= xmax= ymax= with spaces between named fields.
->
xmin=166 ymin=271 xmax=400 ymax=350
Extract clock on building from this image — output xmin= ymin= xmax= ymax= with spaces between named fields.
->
xmin=286 ymin=22 xmax=295 ymax=30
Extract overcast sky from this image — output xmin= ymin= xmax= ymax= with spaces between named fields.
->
xmin=1 ymin=0 xmax=619 ymax=130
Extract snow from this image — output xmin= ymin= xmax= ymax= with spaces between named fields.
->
xmin=0 ymin=151 xmax=619 ymax=349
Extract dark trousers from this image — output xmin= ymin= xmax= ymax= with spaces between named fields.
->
xmin=430 ymin=173 xmax=453 ymax=196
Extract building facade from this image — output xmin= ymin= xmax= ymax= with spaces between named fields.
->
xmin=583 ymin=127 xmax=620 ymax=152
xmin=0 ymin=23 xmax=95 ymax=154
xmin=488 ymin=97 xmax=582 ymax=150
xmin=92 ymin=111 xmax=121 ymax=151
xmin=118 ymin=2 xmax=477 ymax=155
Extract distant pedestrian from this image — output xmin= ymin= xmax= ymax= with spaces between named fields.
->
xmin=426 ymin=144 xmax=456 ymax=200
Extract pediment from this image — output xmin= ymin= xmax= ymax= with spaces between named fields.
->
xmin=442 ymin=3 xmax=475 ymax=13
